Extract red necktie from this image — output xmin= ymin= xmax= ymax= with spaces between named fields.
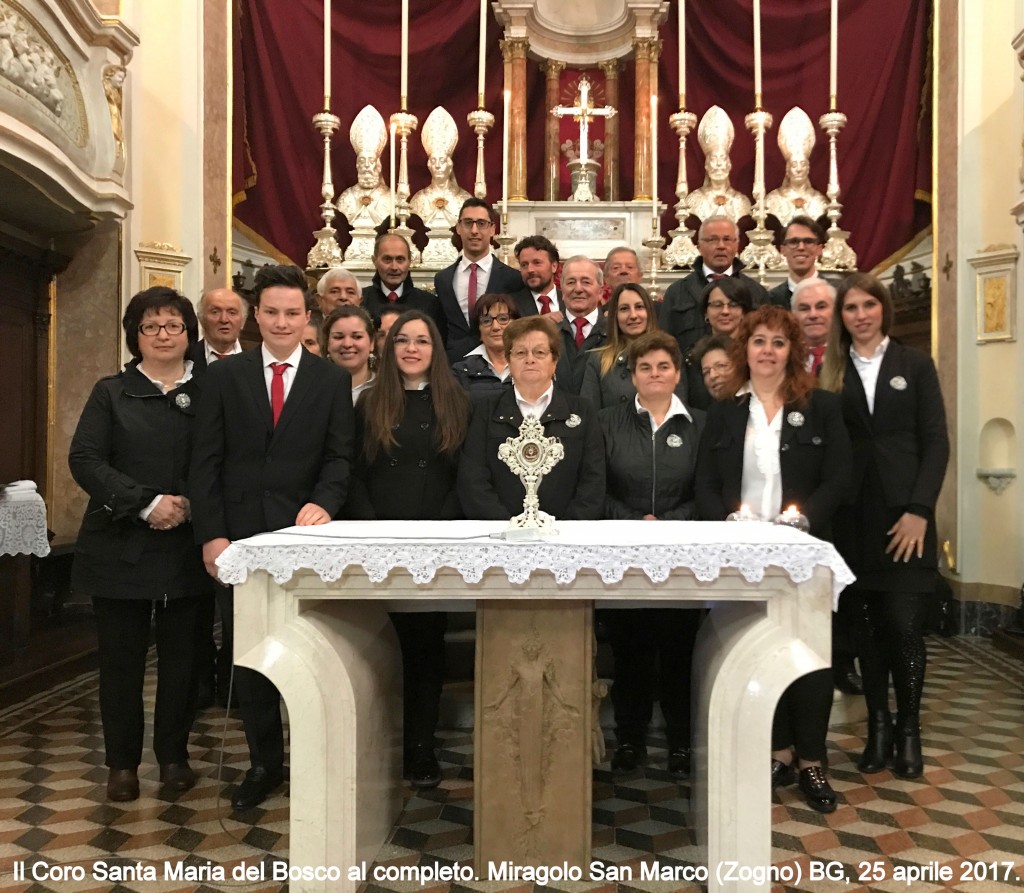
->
xmin=810 ymin=345 xmax=825 ymax=376
xmin=388 ymin=291 xmax=398 ymax=302
xmin=538 ymin=294 xmax=552 ymax=314
xmin=572 ymin=317 xmax=587 ymax=348
xmin=270 ymin=362 xmax=289 ymax=426
xmin=708 ymin=273 xmax=726 ymax=281
xmin=467 ymin=262 xmax=479 ymax=317
xmin=213 ymin=352 xmax=230 ymax=360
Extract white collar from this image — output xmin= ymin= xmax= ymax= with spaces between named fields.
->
xmin=460 ymin=253 xmax=493 ymax=273
xmin=261 ymin=343 xmax=304 ymax=368
xmin=850 ymin=335 xmax=890 ymax=363
xmin=702 ymin=262 xmax=735 ymax=280
xmin=567 ymin=307 xmax=600 ymax=327
xmin=205 ymin=340 xmax=241 ymax=362
xmin=634 ymin=393 xmax=692 ymax=423
xmin=138 ymin=359 xmax=194 ymax=390
xmin=514 ymin=383 xmax=554 ymax=417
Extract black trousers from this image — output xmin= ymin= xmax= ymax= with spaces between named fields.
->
xmin=771 ymin=668 xmax=834 ymax=762
xmin=389 ymin=611 xmax=447 ymax=751
xmin=216 ymin=584 xmax=284 ymax=771
xmin=194 ymin=583 xmax=231 ymax=691
xmin=606 ymin=608 xmax=701 ymax=748
xmin=92 ymin=595 xmax=201 ymax=769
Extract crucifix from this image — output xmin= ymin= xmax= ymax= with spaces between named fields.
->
xmin=551 ymin=75 xmax=616 ymax=202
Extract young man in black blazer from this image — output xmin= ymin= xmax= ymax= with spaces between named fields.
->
xmin=190 ymin=264 xmax=354 ymax=812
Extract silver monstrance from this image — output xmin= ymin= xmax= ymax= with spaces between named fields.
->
xmin=497 ymin=415 xmax=564 ymax=540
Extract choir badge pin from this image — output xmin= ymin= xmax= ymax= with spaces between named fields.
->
xmin=566 ymin=413 xmax=582 ymax=428
xmin=174 ymin=393 xmax=191 ymax=410
xmin=666 ymin=434 xmax=683 ymax=448
xmin=890 ymin=375 xmax=907 ymax=391
xmin=786 ymin=411 xmax=805 ymax=427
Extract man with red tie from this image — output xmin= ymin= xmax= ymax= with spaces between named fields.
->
xmin=792 ymin=278 xmax=836 ymax=377
xmin=362 ymin=233 xmax=447 ymax=343
xmin=190 ymin=264 xmax=354 ymax=813
xmin=767 ymin=216 xmax=828 ymax=308
xmin=435 ymin=198 xmax=523 ymax=362
xmin=554 ymin=256 xmax=608 ymax=394
xmin=510 ymin=234 xmax=564 ymax=321
xmin=659 ymin=216 xmax=769 ymax=356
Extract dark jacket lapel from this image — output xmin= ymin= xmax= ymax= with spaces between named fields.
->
xmin=242 ymin=349 xmax=274 ymax=433
xmin=272 ymin=350 xmax=316 ymax=438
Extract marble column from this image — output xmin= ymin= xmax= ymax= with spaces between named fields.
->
xmin=599 ymin=59 xmax=621 ymax=201
xmin=501 ymin=37 xmax=530 ymax=201
xmin=633 ymin=38 xmax=656 ymax=201
xmin=543 ymin=59 xmax=566 ymax=201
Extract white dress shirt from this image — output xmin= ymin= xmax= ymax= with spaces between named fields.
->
xmin=464 ymin=342 xmax=511 ymax=380
xmin=515 ymin=383 xmax=554 ymax=419
xmin=702 ymin=262 xmax=736 ymax=280
xmin=204 ymin=340 xmax=242 ymax=364
xmin=635 ymin=393 xmax=692 ymax=433
xmin=850 ymin=336 xmax=890 ymax=414
xmin=739 ymin=387 xmax=783 ymax=522
xmin=261 ymin=343 xmax=304 ymax=402
xmin=565 ymin=307 xmax=600 ymax=342
xmin=454 ymin=253 xmax=494 ymax=320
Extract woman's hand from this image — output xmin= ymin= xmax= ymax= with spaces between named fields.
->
xmin=148 ymin=495 xmax=188 ymax=530
xmin=643 ymin=514 xmax=658 ymax=520
xmin=295 ymin=502 xmax=331 ymax=525
xmin=885 ymin=512 xmax=927 ymax=563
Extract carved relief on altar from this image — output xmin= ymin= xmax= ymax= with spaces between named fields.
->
xmin=0 ymin=0 xmax=86 ymax=146
xmin=336 ymin=104 xmax=391 ymax=228
xmin=765 ymin=107 xmax=827 ymax=225
xmin=685 ymin=106 xmax=751 ymax=223
xmin=409 ymin=107 xmax=471 ymax=230
xmin=537 ymin=214 xmax=624 ymax=243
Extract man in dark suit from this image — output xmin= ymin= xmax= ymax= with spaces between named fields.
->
xmin=767 ymin=216 xmax=828 ymax=308
xmin=190 ymin=264 xmax=354 ymax=812
xmin=191 ymin=287 xmax=248 ymax=373
xmin=555 ymin=256 xmax=608 ymax=394
xmin=602 ymin=246 xmax=642 ymax=302
xmin=435 ymin=197 xmax=523 ymax=362
xmin=792 ymin=278 xmax=836 ymax=377
xmin=509 ymin=234 xmax=563 ymax=319
xmin=362 ymin=233 xmax=447 ymax=343
xmin=659 ymin=217 xmax=769 ymax=356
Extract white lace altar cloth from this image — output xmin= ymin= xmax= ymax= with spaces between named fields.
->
xmin=0 ymin=488 xmax=50 ymax=558
xmin=218 ymin=520 xmax=853 ymax=606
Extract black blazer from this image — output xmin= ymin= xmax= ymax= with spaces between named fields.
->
xmin=189 ymin=347 xmax=354 ymax=542
xmin=362 ymin=273 xmax=448 ymax=345
xmin=508 ymin=286 xmax=564 ymax=318
xmin=555 ymin=313 xmax=609 ymax=395
xmin=436 ymin=255 xmax=523 ymax=361
xmin=695 ymin=389 xmax=852 ymax=538
xmin=458 ymin=387 xmax=605 ymax=521
xmin=840 ymin=340 xmax=948 ymax=515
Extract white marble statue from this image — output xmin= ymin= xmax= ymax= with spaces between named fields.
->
xmin=410 ymin=107 xmax=471 ymax=229
xmin=766 ymin=107 xmax=827 ymax=224
xmin=336 ymin=104 xmax=392 ymax=227
xmin=684 ymin=106 xmax=752 ymax=223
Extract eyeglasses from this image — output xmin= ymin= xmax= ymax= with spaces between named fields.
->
xmin=702 ymin=361 xmax=732 ymax=378
xmin=480 ymin=313 xmax=512 ymax=326
xmin=782 ymin=237 xmax=820 ymax=248
xmin=510 ymin=348 xmax=552 ymax=360
xmin=699 ymin=236 xmax=738 ymax=245
xmin=139 ymin=321 xmax=186 ymax=336
xmin=458 ymin=218 xmax=493 ymax=230
xmin=393 ymin=335 xmax=432 ymax=348
xmin=707 ymin=300 xmax=742 ymax=311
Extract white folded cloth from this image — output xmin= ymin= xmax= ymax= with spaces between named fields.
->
xmin=4 ymin=480 xmax=38 ymax=492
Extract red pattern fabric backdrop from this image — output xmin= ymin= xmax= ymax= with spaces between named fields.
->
xmin=233 ymin=0 xmax=930 ymax=272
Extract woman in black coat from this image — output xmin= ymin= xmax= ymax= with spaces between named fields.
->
xmin=69 ymin=287 xmax=208 ymax=802
xmin=696 ymin=305 xmax=851 ymax=813
xmin=600 ymin=331 xmax=705 ymax=776
xmin=821 ymin=273 xmax=949 ymax=779
xmin=458 ymin=315 xmax=605 ymax=521
xmin=346 ymin=310 xmax=471 ymax=789
xmin=451 ymin=292 xmax=520 ymax=401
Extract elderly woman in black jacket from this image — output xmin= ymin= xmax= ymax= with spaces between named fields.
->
xmin=69 ymin=287 xmax=207 ymax=802
xmin=599 ymin=331 xmax=705 ymax=776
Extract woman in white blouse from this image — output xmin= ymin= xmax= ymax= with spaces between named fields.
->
xmin=695 ymin=304 xmax=851 ymax=813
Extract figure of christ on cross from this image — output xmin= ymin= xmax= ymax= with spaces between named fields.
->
xmin=551 ymin=74 xmax=616 ymax=201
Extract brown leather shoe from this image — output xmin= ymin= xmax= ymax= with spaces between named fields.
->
xmin=159 ymin=762 xmax=196 ymax=792
xmin=107 ymin=767 xmax=139 ymax=802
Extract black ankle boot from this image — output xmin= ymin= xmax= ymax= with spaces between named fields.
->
xmin=892 ymin=725 xmax=923 ymax=779
xmin=858 ymin=711 xmax=894 ymax=773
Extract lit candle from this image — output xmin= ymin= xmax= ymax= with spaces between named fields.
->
xmin=782 ymin=504 xmax=800 ymax=520
xmin=389 ymin=121 xmax=397 ymax=230
xmin=753 ymin=0 xmax=762 ymax=106
xmin=400 ymin=0 xmax=409 ymax=109
xmin=678 ymin=0 xmax=686 ymax=109
xmin=501 ymin=89 xmax=510 ymax=218
xmin=477 ymin=0 xmax=487 ymax=108
xmin=650 ymin=93 xmax=658 ymax=224
xmin=829 ymin=0 xmax=838 ymax=110
xmin=323 ymin=0 xmax=331 ymax=110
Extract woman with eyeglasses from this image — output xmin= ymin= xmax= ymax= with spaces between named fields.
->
xmin=684 ymin=278 xmax=754 ymax=410
xmin=452 ymin=292 xmax=521 ymax=400
xmin=345 ymin=310 xmax=471 ymax=790
xmin=69 ymin=287 xmax=208 ymax=802
xmin=581 ymin=283 xmax=687 ymax=408
xmin=458 ymin=316 xmax=605 ymax=520
xmin=321 ymin=305 xmax=376 ymax=405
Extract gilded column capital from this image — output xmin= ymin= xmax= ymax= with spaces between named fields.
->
xmin=598 ymin=59 xmax=621 ymax=78
xmin=632 ymin=37 xmax=661 ymax=62
xmin=500 ymin=37 xmax=530 ymax=62
xmin=542 ymin=59 xmax=567 ymax=77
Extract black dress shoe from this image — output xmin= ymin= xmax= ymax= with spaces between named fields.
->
xmin=857 ymin=712 xmax=894 ymax=773
xmin=610 ymin=743 xmax=647 ymax=772
xmin=231 ymin=766 xmax=284 ymax=811
xmin=833 ymin=663 xmax=864 ymax=695
xmin=406 ymin=745 xmax=441 ymax=789
xmin=798 ymin=766 xmax=837 ymax=813
xmin=107 ymin=767 xmax=139 ymax=802
xmin=160 ymin=762 xmax=196 ymax=792
xmin=667 ymin=747 xmax=691 ymax=777
xmin=892 ymin=728 xmax=923 ymax=779
xmin=770 ymin=759 xmax=796 ymax=789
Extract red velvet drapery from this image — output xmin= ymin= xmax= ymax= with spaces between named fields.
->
xmin=232 ymin=0 xmax=931 ymax=272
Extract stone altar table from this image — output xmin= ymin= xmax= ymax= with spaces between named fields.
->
xmin=218 ymin=520 xmax=853 ymax=893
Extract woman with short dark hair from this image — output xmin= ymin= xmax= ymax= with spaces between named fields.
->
xmin=69 ymin=287 xmax=207 ymax=802
xmin=452 ymin=292 xmax=520 ymax=399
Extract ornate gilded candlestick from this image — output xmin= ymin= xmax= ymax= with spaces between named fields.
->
xmin=468 ymin=108 xmax=495 ymax=200
xmin=643 ymin=217 xmax=667 ymax=300
xmin=663 ymin=108 xmax=699 ymax=269
xmin=818 ymin=110 xmax=858 ymax=271
xmin=389 ymin=109 xmax=421 ymax=264
xmin=494 ymin=211 xmax=516 ymax=266
xmin=306 ymin=110 xmax=345 ymax=270
xmin=740 ymin=108 xmax=783 ymax=283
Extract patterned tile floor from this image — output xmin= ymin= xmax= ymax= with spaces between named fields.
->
xmin=1 ymin=635 xmax=1022 ymax=892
